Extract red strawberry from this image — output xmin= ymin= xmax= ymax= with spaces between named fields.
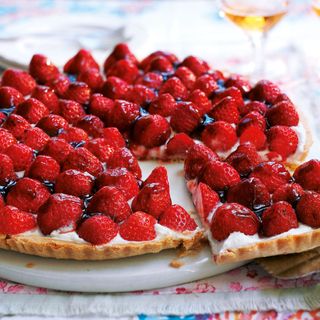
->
xmin=148 ymin=93 xmax=177 ymax=117
xmin=85 ymin=138 xmax=114 ymax=163
xmin=63 ymin=147 xmax=103 ymax=177
xmin=126 ymin=84 xmax=156 ymax=106
xmin=37 ymin=114 xmax=69 ymax=136
xmin=189 ymin=89 xmax=212 ymax=115
xmin=274 ymin=93 xmax=293 ymax=104
xmin=0 ymin=205 xmax=36 ymax=235
xmin=200 ymin=161 xmax=240 ymax=191
xmin=37 ymin=193 xmax=83 ymax=235
xmin=226 ymin=177 xmax=271 ymax=211
xmin=96 ymin=168 xmax=139 ymax=200
xmin=0 ymin=195 xmax=4 ymax=208
xmin=237 ymin=111 xmax=267 ymax=134
xmin=239 ymin=126 xmax=267 ymax=151
xmin=101 ymin=76 xmax=129 ymax=100
xmin=159 ymin=204 xmax=197 ymax=232
xmin=184 ymin=143 xmax=219 ymax=180
xmin=7 ymin=177 xmax=50 ymax=213
xmin=211 ymin=87 xmax=244 ymax=113
xmin=249 ymin=80 xmax=281 ymax=104
xmin=174 ymin=66 xmax=196 ymax=89
xmin=48 ymin=74 xmax=70 ymax=96
xmin=266 ymin=101 xmax=299 ymax=127
xmin=1 ymin=69 xmax=36 ymax=96
xmin=159 ymin=77 xmax=188 ymax=100
xmin=77 ymin=68 xmax=104 ymax=92
xmin=31 ymin=85 xmax=60 ymax=114
xmin=63 ymin=82 xmax=91 ymax=105
xmin=0 ymin=128 xmax=17 ymax=153
xmin=133 ymin=115 xmax=171 ymax=148
xmin=0 ymin=86 xmax=24 ymax=108
xmin=27 ymin=155 xmax=60 ymax=182
xmin=240 ymin=101 xmax=267 ymax=116
xmin=87 ymin=186 xmax=131 ymax=222
xmin=267 ymin=126 xmax=298 ymax=160
xmin=225 ymin=74 xmax=251 ymax=94
xmin=142 ymin=166 xmax=168 ymax=187
xmin=5 ymin=143 xmax=34 ymax=171
xmin=166 ymin=133 xmax=195 ymax=158
xmin=0 ymin=112 xmax=5 ymax=125
xmin=209 ymin=97 xmax=240 ymax=124
xmin=225 ymin=143 xmax=262 ymax=176
xmin=41 ymin=137 xmax=73 ymax=163
xmin=89 ymin=93 xmax=114 ymax=120
xmin=59 ymin=99 xmax=86 ymax=125
xmin=76 ymin=114 xmax=104 ymax=138
xmin=3 ymin=114 xmax=31 ymax=139
xmin=64 ymin=49 xmax=99 ymax=74
xmin=106 ymin=59 xmax=139 ymax=84
xmin=181 ymin=56 xmax=210 ymax=76
xmin=0 ymin=153 xmax=17 ymax=184
xmin=272 ymin=183 xmax=303 ymax=205
xmin=193 ymin=74 xmax=218 ymax=97
xmin=77 ymin=215 xmax=119 ymax=245
xmin=296 ymin=191 xmax=320 ymax=228
xmin=59 ymin=127 xmax=89 ymax=144
xmin=262 ymin=201 xmax=298 ymax=236
xmin=55 ymin=169 xmax=93 ymax=197
xmin=119 ymin=211 xmax=157 ymax=241
xmin=140 ymin=51 xmax=178 ymax=71
xmin=146 ymin=56 xmax=174 ymax=73
xmin=250 ymin=161 xmax=291 ymax=193
xmin=210 ymin=203 xmax=260 ymax=241
xmin=16 ymin=98 xmax=49 ymax=124
xmin=293 ymin=159 xmax=320 ymax=193
xmin=192 ymin=182 xmax=219 ymax=222
xmin=103 ymin=127 xmax=126 ymax=148
xmin=170 ymin=102 xmax=201 ymax=133
xmin=29 ymin=54 xmax=59 ymax=83
xmin=201 ymin=121 xmax=237 ymax=152
xmin=135 ymin=72 xmax=163 ymax=90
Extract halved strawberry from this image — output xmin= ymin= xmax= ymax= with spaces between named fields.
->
xmin=166 ymin=133 xmax=195 ymax=158
xmin=0 ymin=153 xmax=17 ymax=185
xmin=27 ymin=155 xmax=60 ymax=182
xmin=209 ymin=97 xmax=240 ymax=124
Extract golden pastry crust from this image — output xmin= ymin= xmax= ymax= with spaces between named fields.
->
xmin=0 ymin=230 xmax=203 ymax=260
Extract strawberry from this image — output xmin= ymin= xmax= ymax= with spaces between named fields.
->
xmin=192 ymin=182 xmax=219 ymax=222
xmin=59 ymin=99 xmax=86 ymax=125
xmin=63 ymin=49 xmax=99 ymax=74
xmin=101 ymin=76 xmax=129 ymax=100
xmin=0 ymin=153 xmax=17 ymax=185
xmin=274 ymin=93 xmax=293 ymax=104
xmin=240 ymin=101 xmax=267 ymax=116
xmin=200 ymin=161 xmax=240 ymax=191
xmin=296 ymin=191 xmax=320 ymax=228
xmin=55 ymin=169 xmax=93 ymax=197
xmin=226 ymin=177 xmax=271 ymax=211
xmin=126 ymin=84 xmax=156 ymax=106
xmin=209 ymin=97 xmax=240 ymax=124
xmin=159 ymin=204 xmax=197 ymax=232
xmin=76 ymin=114 xmax=104 ymax=138
xmin=7 ymin=177 xmax=50 ymax=213
xmin=0 ymin=86 xmax=24 ymax=108
xmin=0 ymin=113 xmax=6 ymax=125
xmin=293 ymin=159 xmax=320 ymax=193
xmin=3 ymin=114 xmax=31 ymax=139
xmin=1 ymin=69 xmax=36 ymax=96
xmin=133 ymin=115 xmax=171 ymax=148
xmin=159 ymin=77 xmax=188 ymax=100
xmin=16 ymin=98 xmax=49 ymax=124
xmin=170 ymin=102 xmax=201 ymax=133
xmin=250 ymin=161 xmax=291 ymax=193
xmin=239 ymin=126 xmax=267 ymax=151
xmin=225 ymin=143 xmax=262 ymax=176
xmin=63 ymin=82 xmax=91 ymax=105
xmin=27 ymin=155 xmax=60 ymax=182
xmin=140 ymin=51 xmax=178 ymax=71
xmin=77 ymin=215 xmax=119 ymax=245
xmin=96 ymin=168 xmax=139 ymax=200
xmin=262 ymin=201 xmax=298 ymax=236
xmin=184 ymin=143 xmax=219 ymax=180
xmin=266 ymin=100 xmax=299 ymax=127
xmin=210 ymin=203 xmax=260 ymax=241
xmin=135 ymin=72 xmax=163 ymax=90
xmin=267 ymin=126 xmax=298 ymax=160
xmin=85 ymin=138 xmax=114 ymax=163
xmin=0 ymin=128 xmax=17 ymax=153
xmin=148 ymin=93 xmax=177 ymax=117
xmin=77 ymin=68 xmax=104 ymax=92
xmin=103 ymin=127 xmax=126 ymax=148
xmin=193 ymin=74 xmax=219 ymax=97
xmin=237 ymin=111 xmax=267 ymax=134
xmin=201 ymin=121 xmax=237 ymax=152
xmin=31 ymin=85 xmax=60 ymax=114
xmin=48 ymin=74 xmax=70 ymax=97
xmin=142 ymin=166 xmax=169 ymax=187
xmin=0 ymin=205 xmax=36 ymax=235
xmin=249 ymin=80 xmax=281 ymax=104
xmin=174 ymin=66 xmax=196 ymax=89
xmin=166 ymin=133 xmax=195 ymax=158
xmin=0 ymin=195 xmax=4 ymax=208
xmin=272 ymin=183 xmax=303 ymax=205
xmin=37 ymin=114 xmax=69 ymax=136
xmin=87 ymin=186 xmax=132 ymax=222
xmin=37 ymin=193 xmax=83 ymax=235
xmin=181 ymin=56 xmax=210 ymax=76
xmin=106 ymin=59 xmax=139 ymax=84
xmin=146 ymin=56 xmax=174 ymax=73
xmin=89 ymin=93 xmax=114 ymax=120
xmin=108 ymin=100 xmax=140 ymax=131
xmin=29 ymin=54 xmax=59 ymax=83
xmin=188 ymin=89 xmax=212 ymax=115
xmin=63 ymin=147 xmax=103 ymax=177
xmin=5 ymin=143 xmax=34 ymax=171
xmin=210 ymin=70 xmax=225 ymax=82
xmin=119 ymin=211 xmax=157 ymax=241
xmin=211 ymin=87 xmax=244 ymax=113
xmin=225 ymin=74 xmax=251 ymax=94
xmin=41 ymin=137 xmax=73 ymax=163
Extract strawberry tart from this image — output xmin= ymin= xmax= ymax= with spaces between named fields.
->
xmin=0 ymin=43 xmax=318 ymax=264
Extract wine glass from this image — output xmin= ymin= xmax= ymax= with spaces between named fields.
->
xmin=220 ymin=0 xmax=289 ymax=79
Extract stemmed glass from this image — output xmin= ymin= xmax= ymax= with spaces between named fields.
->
xmin=220 ymin=0 xmax=289 ymax=79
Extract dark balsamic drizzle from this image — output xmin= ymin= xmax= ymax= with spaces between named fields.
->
xmin=42 ymin=181 xmax=55 ymax=194
xmin=70 ymin=140 xmax=86 ymax=149
xmin=0 ymin=180 xmax=17 ymax=197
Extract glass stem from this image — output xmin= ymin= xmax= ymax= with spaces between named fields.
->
xmin=248 ymin=31 xmax=267 ymax=80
